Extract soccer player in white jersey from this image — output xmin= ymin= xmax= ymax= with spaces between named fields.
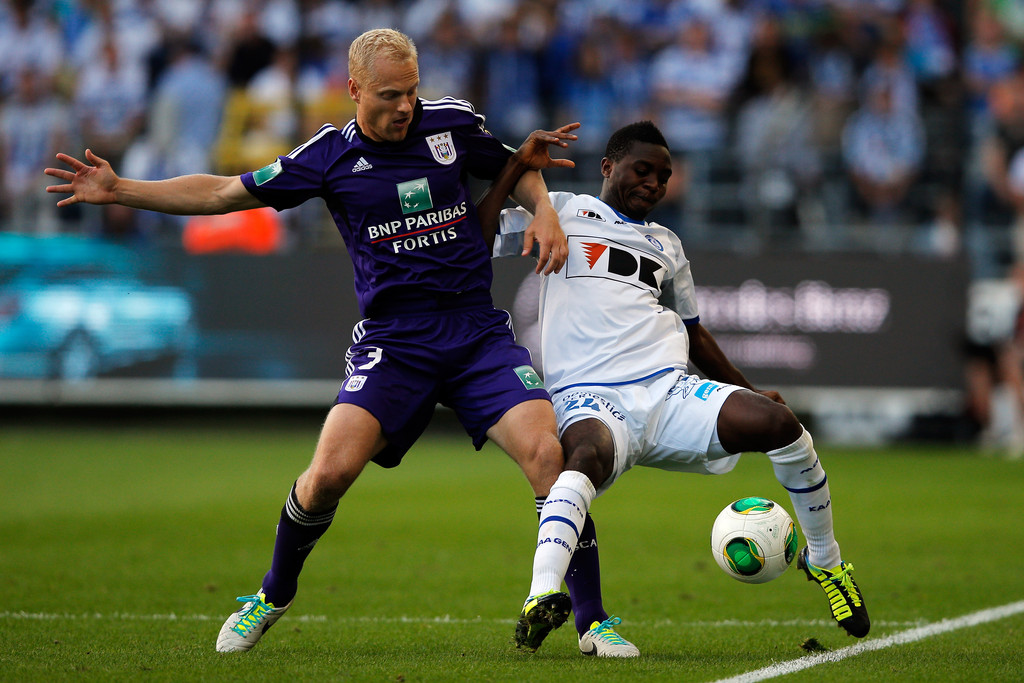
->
xmin=481 ymin=121 xmax=870 ymax=656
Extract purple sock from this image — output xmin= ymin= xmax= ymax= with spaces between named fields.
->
xmin=260 ymin=484 xmax=336 ymax=607
xmin=565 ymin=512 xmax=608 ymax=635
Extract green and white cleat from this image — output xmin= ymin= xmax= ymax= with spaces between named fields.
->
xmin=579 ymin=616 xmax=640 ymax=658
xmin=216 ymin=590 xmax=292 ymax=652
xmin=514 ymin=590 xmax=572 ymax=652
xmin=797 ymin=547 xmax=870 ymax=638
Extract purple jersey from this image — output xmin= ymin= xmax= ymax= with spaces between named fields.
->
xmin=241 ymin=97 xmax=513 ymax=318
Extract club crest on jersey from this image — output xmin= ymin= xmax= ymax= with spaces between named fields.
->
xmin=426 ymin=131 xmax=457 ymax=165
xmin=645 ymin=234 xmax=664 ymax=251
xmin=577 ymin=209 xmax=605 ymax=221
xmin=397 ymin=177 xmax=434 ymax=214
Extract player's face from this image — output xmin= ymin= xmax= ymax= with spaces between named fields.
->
xmin=600 ymin=142 xmax=672 ymax=221
xmin=350 ymin=57 xmax=419 ymax=142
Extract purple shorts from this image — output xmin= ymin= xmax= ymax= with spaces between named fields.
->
xmin=336 ymin=303 xmax=549 ymax=467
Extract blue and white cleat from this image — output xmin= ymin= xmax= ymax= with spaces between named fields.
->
xmin=216 ymin=590 xmax=292 ymax=652
xmin=578 ymin=616 xmax=640 ymax=658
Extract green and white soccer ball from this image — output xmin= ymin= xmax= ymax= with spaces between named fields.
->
xmin=710 ymin=497 xmax=798 ymax=584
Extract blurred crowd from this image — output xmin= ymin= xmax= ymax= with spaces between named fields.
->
xmin=3 ymin=0 xmax=1024 ymax=451
xmin=1 ymin=0 xmax=1024 ymax=274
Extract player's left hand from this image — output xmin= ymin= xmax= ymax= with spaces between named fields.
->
xmin=524 ymin=203 xmax=568 ymax=275
xmin=512 ymin=122 xmax=578 ymax=274
xmin=757 ymin=389 xmax=787 ymax=405
xmin=513 ymin=122 xmax=580 ymax=171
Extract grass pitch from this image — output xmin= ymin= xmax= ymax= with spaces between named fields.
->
xmin=2 ymin=412 xmax=1023 ymax=682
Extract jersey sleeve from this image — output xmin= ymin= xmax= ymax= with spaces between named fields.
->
xmin=462 ymin=114 xmax=515 ymax=180
xmin=658 ymin=236 xmax=700 ymax=325
xmin=492 ymin=192 xmax=571 ymax=258
xmin=493 ymin=206 xmax=530 ymax=258
xmin=240 ymin=125 xmax=334 ymax=210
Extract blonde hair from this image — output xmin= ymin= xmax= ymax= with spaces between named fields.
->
xmin=348 ymin=28 xmax=418 ymax=85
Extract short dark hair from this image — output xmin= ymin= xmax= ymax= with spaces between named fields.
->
xmin=604 ymin=121 xmax=670 ymax=162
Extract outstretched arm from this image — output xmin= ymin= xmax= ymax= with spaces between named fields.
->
xmin=45 ymin=148 xmax=264 ymax=215
xmin=686 ymin=322 xmax=786 ymax=404
xmin=477 ymin=123 xmax=579 ymax=273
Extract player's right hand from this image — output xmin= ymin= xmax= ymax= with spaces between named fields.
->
xmin=514 ymin=122 xmax=581 ymax=171
xmin=44 ymin=149 xmax=119 ymax=207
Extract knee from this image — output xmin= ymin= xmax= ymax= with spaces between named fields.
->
xmin=726 ymin=394 xmax=804 ymax=453
xmin=519 ymin=432 xmax=565 ymax=495
xmin=762 ymin=405 xmax=803 ymax=450
xmin=564 ymin=441 xmax=612 ymax=491
xmin=298 ymin=460 xmax=361 ymax=511
xmin=561 ymin=420 xmax=615 ymax=489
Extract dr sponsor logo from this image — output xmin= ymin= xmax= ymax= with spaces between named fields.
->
xmin=573 ymin=237 xmax=665 ymax=290
xmin=577 ymin=209 xmax=605 ymax=221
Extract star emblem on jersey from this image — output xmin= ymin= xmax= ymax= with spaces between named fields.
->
xmin=352 ymin=157 xmax=373 ymax=172
xmin=252 ymin=159 xmax=283 ymax=186
xmin=514 ymin=365 xmax=544 ymax=390
xmin=426 ymin=131 xmax=457 ymax=165
xmin=396 ymin=178 xmax=434 ymax=215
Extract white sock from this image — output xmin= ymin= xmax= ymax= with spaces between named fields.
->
xmin=529 ymin=470 xmax=595 ymax=597
xmin=767 ymin=428 xmax=842 ymax=568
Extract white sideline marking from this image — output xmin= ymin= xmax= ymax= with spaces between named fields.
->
xmin=710 ymin=599 xmax=1024 ymax=683
xmin=0 ymin=611 xmax=920 ymax=628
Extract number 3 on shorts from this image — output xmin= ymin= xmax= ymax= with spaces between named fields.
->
xmin=358 ymin=347 xmax=383 ymax=370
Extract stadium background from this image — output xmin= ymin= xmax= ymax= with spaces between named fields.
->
xmin=1 ymin=0 xmax=1022 ymax=452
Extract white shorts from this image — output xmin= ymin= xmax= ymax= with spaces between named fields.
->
xmin=552 ymin=370 xmax=746 ymax=496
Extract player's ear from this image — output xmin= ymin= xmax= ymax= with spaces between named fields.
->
xmin=348 ymin=78 xmax=360 ymax=103
xmin=600 ymin=157 xmax=613 ymax=178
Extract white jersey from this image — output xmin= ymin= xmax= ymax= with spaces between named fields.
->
xmin=495 ymin=192 xmax=699 ymax=394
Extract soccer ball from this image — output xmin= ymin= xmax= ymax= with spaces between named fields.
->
xmin=710 ymin=497 xmax=798 ymax=584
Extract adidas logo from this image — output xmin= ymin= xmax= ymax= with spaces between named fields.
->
xmin=352 ymin=157 xmax=373 ymax=172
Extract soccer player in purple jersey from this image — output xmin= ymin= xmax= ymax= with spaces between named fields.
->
xmin=46 ymin=28 xmax=584 ymax=654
